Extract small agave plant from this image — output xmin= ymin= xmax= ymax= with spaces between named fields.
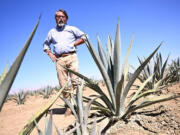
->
xmin=13 ymin=90 xmax=27 ymax=105
xmin=40 ymin=86 xmax=54 ymax=99
xmin=34 ymin=111 xmax=80 ymax=135
xmin=65 ymin=21 xmax=180 ymax=133
xmin=137 ymin=52 xmax=170 ymax=90
xmin=168 ymin=57 xmax=180 ymax=83
xmin=60 ymin=80 xmax=101 ymax=135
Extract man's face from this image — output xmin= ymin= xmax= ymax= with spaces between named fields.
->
xmin=55 ymin=11 xmax=67 ymax=27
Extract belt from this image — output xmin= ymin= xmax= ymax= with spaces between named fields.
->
xmin=55 ymin=51 xmax=76 ymax=58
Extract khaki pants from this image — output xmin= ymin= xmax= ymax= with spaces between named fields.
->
xmin=55 ymin=53 xmax=79 ymax=99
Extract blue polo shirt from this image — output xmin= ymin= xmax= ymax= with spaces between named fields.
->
xmin=43 ymin=25 xmax=86 ymax=55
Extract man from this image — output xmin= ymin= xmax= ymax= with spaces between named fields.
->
xmin=43 ymin=9 xmax=87 ymax=116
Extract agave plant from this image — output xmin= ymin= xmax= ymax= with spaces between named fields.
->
xmin=168 ymin=57 xmax=180 ymax=83
xmin=34 ymin=110 xmax=80 ymax=135
xmin=0 ymin=16 xmax=41 ymax=111
xmin=19 ymin=85 xmax=66 ymax=135
xmin=65 ymin=22 xmax=180 ymax=133
xmin=60 ymin=80 xmax=102 ymax=135
xmin=40 ymin=86 xmax=54 ymax=99
xmin=137 ymin=52 xmax=170 ymax=90
xmin=13 ymin=90 xmax=27 ymax=105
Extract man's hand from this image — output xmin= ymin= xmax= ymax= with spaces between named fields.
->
xmin=48 ymin=52 xmax=56 ymax=62
xmin=45 ymin=49 xmax=56 ymax=62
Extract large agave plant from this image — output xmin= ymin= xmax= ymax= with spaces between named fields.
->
xmin=65 ymin=22 xmax=180 ymax=133
xmin=137 ymin=52 xmax=170 ymax=90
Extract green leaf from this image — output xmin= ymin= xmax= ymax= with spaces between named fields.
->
xmin=120 ymin=35 xmax=134 ymax=81
xmin=60 ymin=96 xmax=78 ymax=120
xmin=130 ymin=74 xmax=154 ymax=103
xmin=120 ymin=43 xmax=161 ymax=115
xmin=34 ymin=119 xmax=43 ymax=135
xmin=113 ymin=20 xmax=121 ymax=94
xmin=133 ymin=93 xmax=180 ymax=111
xmin=76 ymin=81 xmax=84 ymax=125
xmin=115 ymin=75 xmax=124 ymax=116
xmin=63 ymin=66 xmax=114 ymax=112
xmin=84 ymin=96 xmax=100 ymax=126
xmin=0 ymin=64 xmax=8 ymax=85
xmin=0 ymin=16 xmax=41 ymax=111
xmin=85 ymin=36 xmax=115 ymax=109
xmin=44 ymin=111 xmax=53 ymax=135
xmin=97 ymin=36 xmax=108 ymax=70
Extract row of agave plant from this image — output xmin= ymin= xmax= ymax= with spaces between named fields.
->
xmin=5 ymin=85 xmax=60 ymax=105
xmin=0 ymin=16 xmax=180 ymax=135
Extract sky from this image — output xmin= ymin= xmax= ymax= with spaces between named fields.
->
xmin=0 ymin=0 xmax=179 ymax=93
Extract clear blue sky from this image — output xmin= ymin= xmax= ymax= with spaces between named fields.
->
xmin=0 ymin=0 xmax=179 ymax=93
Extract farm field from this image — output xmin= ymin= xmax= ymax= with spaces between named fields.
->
xmin=0 ymin=82 xmax=180 ymax=135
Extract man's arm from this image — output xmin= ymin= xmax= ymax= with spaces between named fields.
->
xmin=74 ymin=38 xmax=85 ymax=47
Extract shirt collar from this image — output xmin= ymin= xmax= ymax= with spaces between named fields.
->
xmin=56 ymin=24 xmax=67 ymax=31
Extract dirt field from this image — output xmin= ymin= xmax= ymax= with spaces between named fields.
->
xmin=0 ymin=82 xmax=180 ymax=135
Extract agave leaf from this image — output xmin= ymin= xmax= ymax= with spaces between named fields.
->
xmin=91 ymin=117 xmax=97 ymax=135
xmin=34 ymin=119 xmax=43 ymax=135
xmin=129 ymin=74 xmax=154 ymax=103
xmin=18 ymin=84 xmax=65 ymax=135
xmin=115 ymin=75 xmax=124 ymax=116
xmin=98 ymin=36 xmax=114 ymax=86
xmin=120 ymin=44 xmax=162 ymax=116
xmin=107 ymin=35 xmax=113 ymax=62
xmin=0 ymin=64 xmax=8 ymax=85
xmin=63 ymin=66 xmax=114 ymax=111
xmin=120 ymin=35 xmax=134 ymax=83
xmin=53 ymin=121 xmax=65 ymax=135
xmin=123 ymin=65 xmax=130 ymax=84
xmin=106 ymin=36 xmax=114 ymax=85
xmin=113 ymin=21 xmax=121 ymax=95
xmin=83 ymin=96 xmax=106 ymax=109
xmin=66 ymin=123 xmax=80 ymax=135
xmin=76 ymin=81 xmax=89 ymax=135
xmin=138 ymin=57 xmax=149 ymax=80
xmin=123 ymin=92 xmax=180 ymax=119
xmin=97 ymin=36 xmax=108 ymax=70
xmin=71 ymin=93 xmax=77 ymax=107
xmin=84 ymin=36 xmax=115 ymax=109
xmin=161 ymin=55 xmax=169 ymax=79
xmin=84 ymin=96 xmax=100 ymax=126
xmin=125 ymin=77 xmax=159 ymax=116
xmin=44 ymin=111 xmax=53 ymax=135
xmin=76 ymin=81 xmax=84 ymax=125
xmin=91 ymin=106 xmax=112 ymax=115
xmin=60 ymin=96 xmax=78 ymax=120
xmin=132 ymin=79 xmax=162 ymax=104
xmin=0 ymin=16 xmax=41 ymax=111
xmin=133 ymin=93 xmax=180 ymax=111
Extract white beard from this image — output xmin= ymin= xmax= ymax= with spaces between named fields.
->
xmin=57 ymin=19 xmax=65 ymax=27
xmin=57 ymin=23 xmax=65 ymax=27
